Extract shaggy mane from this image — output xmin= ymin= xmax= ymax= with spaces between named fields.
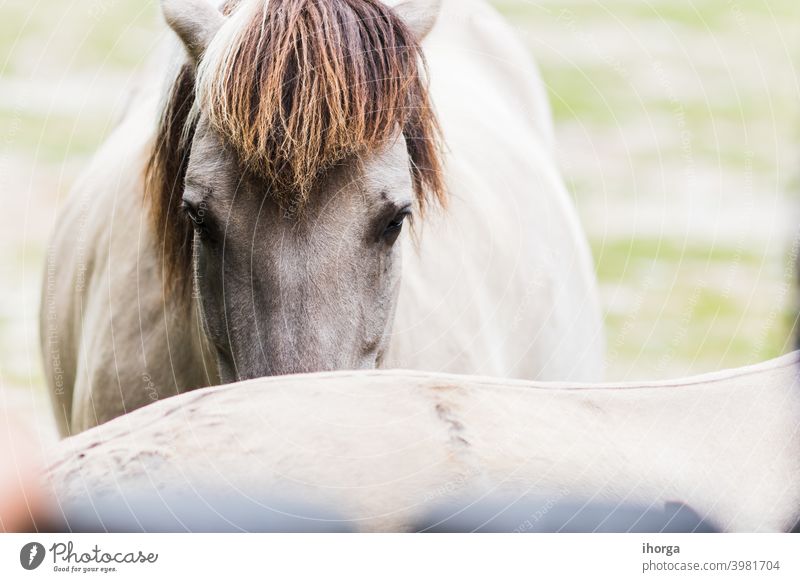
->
xmin=146 ymin=0 xmax=445 ymax=296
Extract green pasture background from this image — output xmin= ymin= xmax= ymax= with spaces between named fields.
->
xmin=1 ymin=0 xmax=798 ymax=398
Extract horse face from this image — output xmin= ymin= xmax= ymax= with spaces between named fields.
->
xmin=183 ymin=118 xmax=414 ymax=381
xmin=161 ymin=0 xmax=443 ymax=380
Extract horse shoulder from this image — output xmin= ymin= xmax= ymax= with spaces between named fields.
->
xmin=390 ymin=0 xmax=603 ymax=380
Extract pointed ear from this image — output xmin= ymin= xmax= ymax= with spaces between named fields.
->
xmin=390 ymin=0 xmax=442 ymax=42
xmin=161 ymin=0 xmax=225 ymax=62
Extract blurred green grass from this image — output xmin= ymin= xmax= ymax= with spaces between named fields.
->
xmin=494 ymin=0 xmax=800 ymax=378
xmin=0 ymin=0 xmax=798 ymax=387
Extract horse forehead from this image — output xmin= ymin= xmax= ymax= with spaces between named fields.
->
xmin=188 ymin=122 xmax=412 ymax=216
xmin=295 ymin=136 xmax=411 ymax=215
xmin=186 ymin=121 xmax=238 ymax=182
xmin=359 ymin=136 xmax=413 ymax=198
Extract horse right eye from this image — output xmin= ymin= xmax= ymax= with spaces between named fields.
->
xmin=181 ymin=201 xmax=199 ymax=224
xmin=181 ymin=200 xmax=211 ymax=238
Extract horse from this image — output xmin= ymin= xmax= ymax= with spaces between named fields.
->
xmin=40 ymin=0 xmax=604 ymax=436
xmin=43 ymin=354 xmax=800 ymax=532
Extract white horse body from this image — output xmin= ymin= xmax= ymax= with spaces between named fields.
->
xmin=387 ymin=0 xmax=603 ymax=380
xmin=42 ymin=0 xmax=603 ymax=435
xmin=44 ymin=354 xmax=800 ymax=532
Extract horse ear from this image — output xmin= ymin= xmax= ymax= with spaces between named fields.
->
xmin=161 ymin=0 xmax=225 ymax=63
xmin=390 ymin=0 xmax=442 ymax=41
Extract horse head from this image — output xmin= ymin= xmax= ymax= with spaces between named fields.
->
xmin=150 ymin=0 xmax=445 ymax=381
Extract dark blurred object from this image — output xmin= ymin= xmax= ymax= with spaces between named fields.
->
xmin=414 ymin=497 xmax=720 ymax=533
xmin=35 ymin=487 xmax=723 ymax=532
xmin=46 ymin=488 xmax=356 ymax=533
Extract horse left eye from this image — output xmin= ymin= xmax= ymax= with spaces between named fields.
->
xmin=386 ymin=216 xmax=405 ymax=232
xmin=382 ymin=210 xmax=410 ymax=242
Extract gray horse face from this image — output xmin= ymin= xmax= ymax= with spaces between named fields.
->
xmin=161 ymin=0 xmax=442 ymax=381
xmin=183 ymin=118 xmax=413 ymax=381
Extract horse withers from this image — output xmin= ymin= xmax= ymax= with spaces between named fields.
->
xmin=41 ymin=0 xmax=604 ymax=435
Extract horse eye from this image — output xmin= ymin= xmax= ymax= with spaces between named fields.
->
xmin=382 ymin=209 xmax=411 ymax=243
xmin=181 ymin=200 xmax=209 ymax=234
